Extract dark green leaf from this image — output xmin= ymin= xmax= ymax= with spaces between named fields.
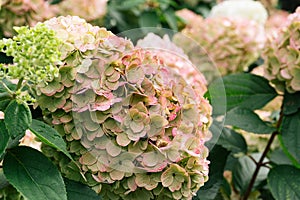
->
xmin=115 ymin=0 xmax=145 ymax=10
xmin=29 ymin=119 xmax=73 ymax=160
xmin=6 ymin=134 xmax=23 ymax=149
xmin=0 ymin=121 xmax=9 ymax=158
xmin=217 ymin=127 xmax=247 ymax=153
xmin=48 ymin=0 xmax=63 ymax=5
xmin=225 ymin=107 xmax=276 ymax=134
xmin=206 ymin=119 xmax=224 ymax=151
xmin=279 ymin=111 xmax=300 ymax=167
xmin=0 ymin=79 xmax=16 ymax=93
xmin=269 ymin=148 xmax=293 ymax=166
xmin=4 ymin=100 xmax=32 ymax=138
xmin=164 ymin=8 xmax=178 ymax=31
xmin=282 ymin=91 xmax=300 ymax=115
xmin=0 ymin=169 xmax=9 ymax=190
xmin=268 ymin=165 xmax=300 ymax=200
xmin=64 ymin=178 xmax=101 ymax=200
xmin=195 ymin=145 xmax=230 ymax=200
xmin=233 ymin=153 xmax=269 ymax=195
xmin=220 ymin=177 xmax=231 ymax=199
xmin=139 ymin=11 xmax=160 ymax=28
xmin=3 ymin=146 xmax=67 ymax=200
xmin=224 ymin=154 xmax=239 ymax=171
xmin=0 ymin=99 xmax=10 ymax=111
xmin=205 ymin=78 xmax=226 ymax=116
xmin=207 ymin=73 xmax=277 ymax=114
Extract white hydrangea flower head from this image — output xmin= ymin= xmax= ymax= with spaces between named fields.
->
xmin=209 ymin=0 xmax=268 ymax=25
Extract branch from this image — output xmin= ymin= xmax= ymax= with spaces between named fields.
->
xmin=242 ymin=111 xmax=283 ymax=200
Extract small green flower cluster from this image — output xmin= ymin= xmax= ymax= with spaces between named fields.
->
xmin=0 ymin=23 xmax=62 ymax=84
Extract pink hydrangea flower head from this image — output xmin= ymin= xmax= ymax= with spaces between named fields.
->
xmin=52 ymin=0 xmax=108 ymax=22
xmin=0 ymin=0 xmax=54 ymax=37
xmin=174 ymin=10 xmax=266 ymax=77
xmin=36 ymin=16 xmax=212 ymax=200
xmin=262 ymin=7 xmax=300 ymax=93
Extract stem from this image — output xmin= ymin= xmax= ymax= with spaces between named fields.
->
xmin=242 ymin=111 xmax=284 ymax=200
xmin=16 ymin=77 xmax=24 ymax=91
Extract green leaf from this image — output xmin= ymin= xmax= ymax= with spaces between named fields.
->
xmin=29 ymin=119 xmax=73 ymax=160
xmin=195 ymin=145 xmax=230 ymax=200
xmin=139 ymin=11 xmax=160 ymax=28
xmin=0 ymin=121 xmax=9 ymax=158
xmin=0 ymin=169 xmax=9 ymax=190
xmin=64 ymin=178 xmax=101 ymax=200
xmin=225 ymin=107 xmax=276 ymax=134
xmin=282 ymin=91 xmax=300 ymax=115
xmin=164 ymin=8 xmax=178 ymax=31
xmin=3 ymin=146 xmax=67 ymax=200
xmin=206 ymin=119 xmax=224 ymax=151
xmin=0 ymin=79 xmax=16 ymax=93
xmin=268 ymin=165 xmax=300 ymax=200
xmin=269 ymin=148 xmax=293 ymax=166
xmin=217 ymin=127 xmax=247 ymax=153
xmin=204 ymin=78 xmax=226 ymax=116
xmin=115 ymin=0 xmax=145 ymax=10
xmin=207 ymin=73 xmax=277 ymax=114
xmin=279 ymin=111 xmax=300 ymax=167
xmin=0 ymin=99 xmax=10 ymax=111
xmin=232 ymin=153 xmax=269 ymax=195
xmin=4 ymin=100 xmax=32 ymax=138
xmin=48 ymin=0 xmax=63 ymax=5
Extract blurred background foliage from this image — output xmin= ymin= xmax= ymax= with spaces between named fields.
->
xmin=104 ymin=0 xmax=215 ymax=33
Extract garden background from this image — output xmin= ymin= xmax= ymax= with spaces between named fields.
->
xmin=0 ymin=0 xmax=300 ymax=200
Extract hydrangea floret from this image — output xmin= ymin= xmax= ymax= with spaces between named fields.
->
xmin=262 ymin=7 xmax=300 ymax=93
xmin=33 ymin=16 xmax=212 ymax=200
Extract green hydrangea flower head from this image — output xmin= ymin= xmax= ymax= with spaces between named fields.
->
xmin=0 ymin=23 xmax=62 ymax=84
xmin=262 ymin=7 xmax=300 ymax=93
xmin=0 ymin=23 xmax=63 ymax=103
